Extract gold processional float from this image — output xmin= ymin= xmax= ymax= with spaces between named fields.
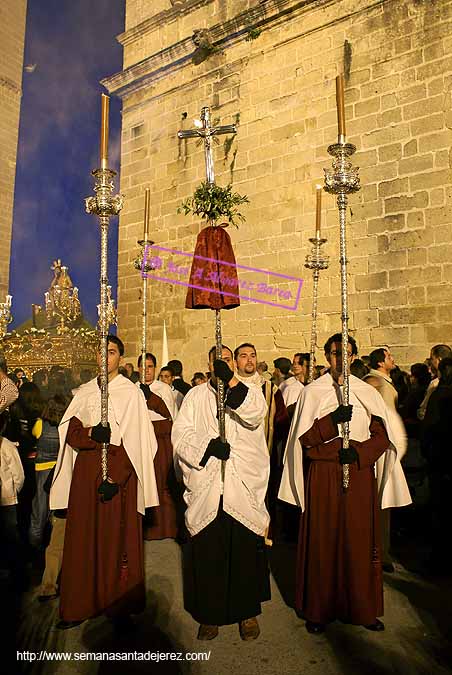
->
xmin=0 ymin=259 xmax=99 ymax=378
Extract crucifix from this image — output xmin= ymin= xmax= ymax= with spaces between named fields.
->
xmin=177 ymin=106 xmax=237 ymax=462
xmin=178 ymin=106 xmax=236 ymax=185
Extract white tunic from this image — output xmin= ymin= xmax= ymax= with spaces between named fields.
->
xmin=279 ymin=376 xmax=304 ymax=407
xmin=171 ymin=381 xmax=270 ymax=537
xmin=278 ymin=373 xmax=412 ymax=511
xmin=50 ymin=375 xmax=159 ymax=515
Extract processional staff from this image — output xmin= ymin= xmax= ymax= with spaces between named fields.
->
xmin=324 ymin=75 xmax=360 ymax=490
xmin=178 ymin=107 xmax=237 ymax=449
xmin=134 ymin=188 xmax=154 ymax=385
xmin=304 ymin=186 xmax=329 ymax=384
xmin=85 ymin=93 xmax=124 ymax=501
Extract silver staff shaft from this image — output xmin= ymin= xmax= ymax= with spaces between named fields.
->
xmin=324 ymin=141 xmax=360 ymax=490
xmin=85 ymin=167 xmax=123 ymax=484
xmin=141 ymin=249 xmax=148 ymax=385
xmin=215 ymin=309 xmax=226 ymax=482
xmin=338 ymin=193 xmax=350 ymax=488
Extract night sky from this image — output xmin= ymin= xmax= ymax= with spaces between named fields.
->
xmin=10 ymin=0 xmax=125 ymax=329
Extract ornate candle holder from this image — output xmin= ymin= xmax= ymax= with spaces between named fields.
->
xmin=133 ymin=237 xmax=156 ymax=384
xmin=304 ymin=237 xmax=329 ymax=383
xmin=85 ymin=167 xmax=123 ymax=489
xmin=0 ymin=294 xmax=13 ymax=339
xmin=323 ymin=141 xmax=360 ymax=490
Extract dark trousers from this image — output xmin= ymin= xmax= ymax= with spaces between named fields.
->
xmin=0 ymin=505 xmax=27 ymax=581
xmin=184 ymin=504 xmax=270 ymax=626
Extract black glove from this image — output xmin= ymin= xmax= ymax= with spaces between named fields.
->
xmin=91 ymin=423 xmax=111 ymax=444
xmin=200 ymin=437 xmax=231 ymax=466
xmin=140 ymin=383 xmax=151 ymax=400
xmin=207 ymin=437 xmax=231 ymax=461
xmin=213 ymin=359 xmax=234 ymax=384
xmin=339 ymin=445 xmax=359 ymax=465
xmin=331 ymin=404 xmax=353 ymax=425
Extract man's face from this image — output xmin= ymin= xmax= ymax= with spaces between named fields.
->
xmin=194 ymin=375 xmax=206 ymax=386
xmin=326 ymin=342 xmax=355 ymax=380
xmin=142 ymin=358 xmax=155 ymax=384
xmin=209 ymin=348 xmax=233 ymax=378
xmin=235 ymin=346 xmax=257 ymax=377
xmin=159 ymin=369 xmax=173 ymax=385
xmin=97 ymin=341 xmax=121 ymax=375
xmin=380 ymin=349 xmax=395 ymax=373
xmin=125 ymin=363 xmax=133 ymax=377
xmin=430 ymin=350 xmax=440 ymax=374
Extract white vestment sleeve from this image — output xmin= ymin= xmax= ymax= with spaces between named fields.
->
xmin=171 ymin=391 xmax=214 ymax=470
xmin=228 ymin=383 xmax=268 ymax=429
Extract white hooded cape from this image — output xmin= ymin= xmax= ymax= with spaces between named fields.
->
xmin=278 ymin=373 xmax=411 ymax=511
xmin=50 ymin=375 xmax=159 ymax=515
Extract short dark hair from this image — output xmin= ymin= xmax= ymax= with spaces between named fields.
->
xmin=350 ymin=359 xmax=369 ymax=379
xmin=208 ymin=345 xmax=233 ymax=361
xmin=32 ymin=369 xmax=48 ymax=387
xmin=431 ymin=344 xmax=452 ymax=360
xmin=410 ymin=363 xmax=431 ymax=389
xmin=234 ymin=342 xmax=256 ymax=360
xmin=137 ymin=352 xmax=156 ymax=367
xmin=369 ymin=348 xmax=387 ymax=370
xmin=160 ymin=365 xmax=175 ymax=377
xmin=167 ymin=359 xmax=183 ymax=376
xmin=106 ymin=334 xmax=124 ymax=356
xmin=438 ymin=357 xmax=452 ymax=386
xmin=324 ymin=333 xmax=358 ymax=356
xmin=273 ymin=357 xmax=292 ymax=375
xmin=294 ymin=352 xmax=310 ymax=365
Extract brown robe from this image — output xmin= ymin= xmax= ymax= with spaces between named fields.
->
xmin=144 ymin=392 xmax=178 ymax=540
xmin=185 ymin=225 xmax=240 ymax=310
xmin=59 ymin=417 xmax=145 ymax=622
xmin=296 ymin=414 xmax=387 ymax=625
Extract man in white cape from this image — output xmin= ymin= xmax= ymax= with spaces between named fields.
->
xmin=172 ymin=345 xmax=270 ymax=642
xmin=50 ymin=335 xmax=159 ymax=629
xmin=279 ymin=333 xmax=411 ymax=634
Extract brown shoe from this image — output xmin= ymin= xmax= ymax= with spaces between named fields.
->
xmin=197 ymin=624 xmax=219 ymax=640
xmin=239 ymin=617 xmax=260 ymax=641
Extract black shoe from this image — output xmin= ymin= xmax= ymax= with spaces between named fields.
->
xmin=38 ymin=594 xmax=58 ymax=603
xmin=382 ymin=563 xmax=395 ymax=573
xmin=364 ymin=619 xmax=385 ymax=632
xmin=56 ymin=620 xmax=84 ymax=630
xmin=306 ymin=621 xmax=325 ymax=634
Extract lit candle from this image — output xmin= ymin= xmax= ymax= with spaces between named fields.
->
xmin=315 ymin=185 xmax=322 ymax=238
xmin=335 ymin=74 xmax=346 ymax=141
xmin=100 ymin=93 xmax=110 ymax=169
xmin=143 ymin=188 xmax=150 ymax=239
xmin=6 ymin=294 xmax=12 ymax=307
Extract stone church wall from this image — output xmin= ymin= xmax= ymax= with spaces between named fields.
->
xmin=104 ymin=0 xmax=452 ymax=373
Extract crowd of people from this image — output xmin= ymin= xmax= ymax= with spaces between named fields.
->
xmin=0 ymin=338 xmax=450 ymax=642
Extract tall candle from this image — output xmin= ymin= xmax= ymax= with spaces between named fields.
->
xmin=315 ymin=185 xmax=322 ymax=238
xmin=100 ymin=93 xmax=110 ymax=169
xmin=143 ymin=188 xmax=150 ymax=239
xmin=335 ymin=74 xmax=346 ymax=140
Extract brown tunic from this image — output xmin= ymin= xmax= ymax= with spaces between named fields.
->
xmin=144 ymin=392 xmax=178 ymax=540
xmin=59 ymin=417 xmax=145 ymax=622
xmin=296 ymin=414 xmax=387 ymax=625
xmin=185 ymin=225 xmax=240 ymax=310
